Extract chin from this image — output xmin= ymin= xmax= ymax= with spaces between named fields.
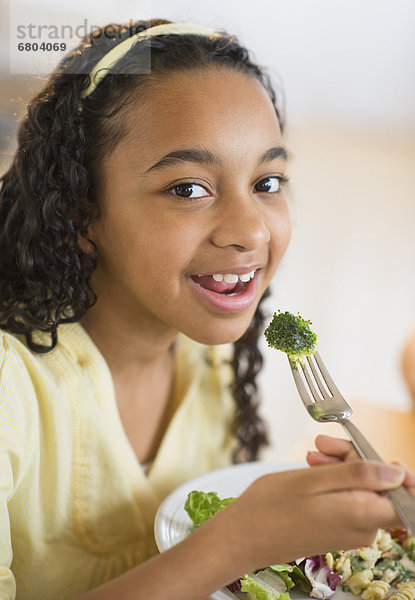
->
xmin=185 ymin=317 xmax=255 ymax=347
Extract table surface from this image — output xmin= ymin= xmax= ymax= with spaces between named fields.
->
xmin=284 ymin=400 xmax=415 ymax=472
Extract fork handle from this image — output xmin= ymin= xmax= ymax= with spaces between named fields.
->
xmin=341 ymin=418 xmax=415 ymax=534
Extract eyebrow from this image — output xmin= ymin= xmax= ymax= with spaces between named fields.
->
xmin=145 ymin=145 xmax=287 ymax=173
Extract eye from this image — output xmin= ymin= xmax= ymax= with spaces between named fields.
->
xmin=254 ymin=176 xmax=287 ymax=193
xmin=168 ymin=182 xmax=209 ymax=199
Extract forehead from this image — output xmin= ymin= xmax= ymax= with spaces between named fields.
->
xmin=114 ymin=67 xmax=282 ymax=167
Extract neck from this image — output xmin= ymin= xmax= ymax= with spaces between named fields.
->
xmin=80 ymin=301 xmax=177 ymax=380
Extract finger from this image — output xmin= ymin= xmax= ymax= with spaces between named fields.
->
xmin=329 ymin=488 xmax=407 ymax=531
xmin=306 ymin=451 xmax=341 ymax=466
xmin=392 ymin=459 xmax=415 ymax=491
xmin=299 ymin=460 xmax=406 ymax=495
xmin=314 ymin=435 xmax=360 ymax=461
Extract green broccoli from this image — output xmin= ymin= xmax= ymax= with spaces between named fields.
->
xmin=264 ymin=310 xmax=318 ymax=365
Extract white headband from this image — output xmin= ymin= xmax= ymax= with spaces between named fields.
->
xmin=79 ymin=22 xmax=219 ymax=103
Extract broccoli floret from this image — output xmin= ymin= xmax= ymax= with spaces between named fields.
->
xmin=264 ymin=310 xmax=318 ymax=365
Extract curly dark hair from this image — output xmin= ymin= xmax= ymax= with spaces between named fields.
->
xmin=0 ymin=18 xmax=285 ymax=462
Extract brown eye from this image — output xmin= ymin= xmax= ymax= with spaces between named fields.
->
xmin=170 ymin=183 xmax=207 ymax=198
xmin=254 ymin=176 xmax=281 ymax=193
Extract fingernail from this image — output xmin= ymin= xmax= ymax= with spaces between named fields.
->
xmin=378 ymin=464 xmax=404 ymax=481
xmin=393 ymin=458 xmax=407 ymax=469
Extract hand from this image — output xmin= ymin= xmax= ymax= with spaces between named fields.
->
xmin=307 ymin=434 xmax=360 ymax=464
xmin=202 ymin=459 xmax=407 ymax=578
xmin=306 ymin=434 xmax=415 ymax=490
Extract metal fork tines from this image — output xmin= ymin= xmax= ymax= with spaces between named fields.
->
xmin=289 ymin=351 xmax=415 ymax=535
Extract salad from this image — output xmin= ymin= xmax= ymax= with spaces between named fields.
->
xmin=184 ymin=490 xmax=415 ymax=600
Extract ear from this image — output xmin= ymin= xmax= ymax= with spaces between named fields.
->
xmin=77 ymin=231 xmax=95 ymax=254
xmin=74 ymin=204 xmax=99 ymax=254
xmin=77 ymin=216 xmax=97 ymax=255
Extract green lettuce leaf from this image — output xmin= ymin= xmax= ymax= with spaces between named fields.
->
xmin=267 ymin=567 xmax=294 ymax=590
xmin=241 ymin=573 xmax=291 ymax=600
xmin=184 ymin=490 xmax=235 ymax=527
xmin=269 ymin=564 xmax=310 ymax=592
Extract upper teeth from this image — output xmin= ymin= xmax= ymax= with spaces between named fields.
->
xmin=212 ymin=271 xmax=256 ymax=283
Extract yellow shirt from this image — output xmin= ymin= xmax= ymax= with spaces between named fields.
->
xmin=0 ymin=323 xmax=236 ymax=599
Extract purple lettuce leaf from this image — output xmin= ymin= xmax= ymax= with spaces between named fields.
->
xmin=303 ymin=555 xmax=342 ymax=599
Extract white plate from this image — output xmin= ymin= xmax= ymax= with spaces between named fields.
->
xmin=154 ymin=461 xmax=308 ymax=600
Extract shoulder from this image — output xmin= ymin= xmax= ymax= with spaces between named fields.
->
xmin=0 ymin=329 xmax=37 ymax=393
xmin=0 ymin=325 xmax=87 ymax=420
xmin=0 ymin=328 xmax=43 ymax=396
xmin=0 ymin=329 xmax=52 ymax=397
xmin=0 ymin=326 xmax=81 ymax=389
xmin=0 ymin=330 xmax=42 ymax=483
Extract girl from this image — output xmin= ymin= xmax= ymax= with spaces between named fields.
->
xmin=0 ymin=17 xmax=413 ymax=600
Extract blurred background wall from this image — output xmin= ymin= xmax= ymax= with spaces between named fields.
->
xmin=1 ymin=0 xmax=415 ymax=457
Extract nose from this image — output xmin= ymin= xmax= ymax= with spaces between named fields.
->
xmin=210 ymin=193 xmax=271 ymax=251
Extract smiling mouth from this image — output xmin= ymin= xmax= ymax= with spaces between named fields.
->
xmin=190 ymin=270 xmax=257 ymax=295
xmin=188 ymin=269 xmax=260 ymax=313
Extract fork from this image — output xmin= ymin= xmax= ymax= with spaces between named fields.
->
xmin=289 ymin=351 xmax=415 ymax=534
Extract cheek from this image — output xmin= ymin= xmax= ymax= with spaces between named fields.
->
xmin=269 ymin=204 xmax=292 ymax=261
xmin=103 ymin=213 xmax=199 ymax=284
xmin=146 ymin=227 xmax=199 ymax=274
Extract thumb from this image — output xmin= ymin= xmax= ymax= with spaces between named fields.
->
xmin=375 ymin=463 xmax=406 ymax=488
xmin=392 ymin=459 xmax=415 ymax=491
